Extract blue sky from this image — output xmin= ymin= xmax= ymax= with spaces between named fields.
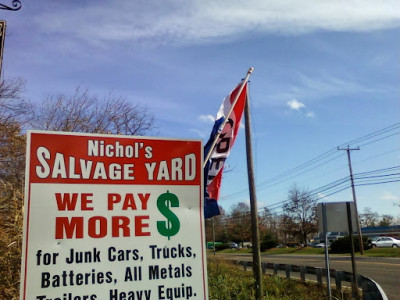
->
xmin=2 ymin=0 xmax=400 ymax=218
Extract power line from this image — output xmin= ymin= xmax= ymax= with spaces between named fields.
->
xmin=338 ymin=122 xmax=400 ymax=148
xmin=220 ymin=122 xmax=400 ymax=200
xmin=355 ymin=180 xmax=400 ymax=187
xmin=359 ymin=131 xmax=400 ymax=148
xmin=217 ymin=165 xmax=400 ymax=222
xmin=355 ymin=173 xmax=400 ymax=181
xmin=354 ymin=165 xmax=400 ymax=176
xmin=260 ymin=165 xmax=398 ymax=215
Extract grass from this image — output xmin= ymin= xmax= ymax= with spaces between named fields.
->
xmin=363 ymin=247 xmax=400 ymax=257
xmin=207 ymin=259 xmax=352 ymax=300
xmin=263 ymin=247 xmax=325 ymax=255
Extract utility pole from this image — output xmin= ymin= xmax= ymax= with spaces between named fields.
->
xmin=338 ymin=146 xmax=364 ymax=255
xmin=244 ymin=76 xmax=263 ymax=300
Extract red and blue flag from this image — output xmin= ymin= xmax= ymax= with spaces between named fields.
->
xmin=204 ymin=81 xmax=248 ymax=218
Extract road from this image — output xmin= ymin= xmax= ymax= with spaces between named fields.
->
xmin=213 ymin=253 xmax=400 ymax=300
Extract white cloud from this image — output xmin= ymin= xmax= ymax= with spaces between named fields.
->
xmin=287 ymin=99 xmax=305 ymax=110
xmin=306 ymin=111 xmax=315 ymax=118
xmin=198 ymin=114 xmax=215 ymax=123
xmin=379 ymin=191 xmax=399 ymax=202
xmin=32 ymin=0 xmax=400 ymax=47
xmin=262 ymin=72 xmax=393 ymax=109
xmin=295 ymin=74 xmax=382 ymax=96
xmin=189 ymin=128 xmax=207 ymax=138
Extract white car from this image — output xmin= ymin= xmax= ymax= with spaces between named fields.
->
xmin=371 ymin=237 xmax=400 ymax=248
xmin=311 ymin=242 xmax=330 ymax=248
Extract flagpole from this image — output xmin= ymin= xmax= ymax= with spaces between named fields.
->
xmin=203 ymin=67 xmax=254 ymax=168
xmin=243 ymin=72 xmax=263 ymax=300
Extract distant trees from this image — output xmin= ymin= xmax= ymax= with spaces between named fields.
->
xmin=0 ymin=78 xmax=29 ymax=186
xmin=359 ymin=207 xmax=379 ymax=227
xmin=360 ymin=207 xmax=396 ymax=227
xmin=30 ymin=86 xmax=154 ymax=135
xmin=204 ymin=186 xmax=319 ymax=247
xmin=228 ymin=202 xmax=251 ymax=246
xmin=282 ymin=185 xmax=318 ymax=245
xmin=379 ymin=215 xmax=394 ymax=227
xmin=0 ymin=78 xmax=31 ymax=124
xmin=204 ymin=207 xmax=228 ymax=243
xmin=205 ymin=202 xmax=253 ymax=247
xmin=0 ymin=122 xmax=26 ymax=186
xmin=205 ymin=198 xmax=400 ymax=252
xmin=0 ymin=78 xmax=28 ymax=299
xmin=0 ymin=82 xmax=156 ymax=187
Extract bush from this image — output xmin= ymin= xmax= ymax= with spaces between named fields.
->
xmin=0 ymin=181 xmax=23 ymax=300
xmin=330 ymin=235 xmax=372 ymax=254
xmin=260 ymin=234 xmax=278 ymax=251
xmin=215 ymin=243 xmax=230 ymax=251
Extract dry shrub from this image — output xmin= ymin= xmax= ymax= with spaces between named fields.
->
xmin=0 ymin=181 xmax=23 ymax=300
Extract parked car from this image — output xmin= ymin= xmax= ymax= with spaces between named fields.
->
xmin=285 ymin=242 xmax=300 ymax=248
xmin=311 ymin=242 xmax=330 ymax=248
xmin=369 ymin=236 xmax=379 ymax=243
xmin=371 ymin=237 xmax=400 ymax=248
xmin=227 ymin=242 xmax=238 ymax=249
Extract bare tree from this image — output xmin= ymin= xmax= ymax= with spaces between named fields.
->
xmin=0 ymin=79 xmax=28 ymax=299
xmin=0 ymin=78 xmax=30 ymax=186
xmin=379 ymin=214 xmax=394 ymax=227
xmin=259 ymin=207 xmax=279 ymax=239
xmin=282 ymin=185 xmax=318 ymax=245
xmin=31 ymin=86 xmax=155 ymax=135
xmin=0 ymin=78 xmax=31 ymax=124
xmin=0 ymin=122 xmax=25 ymax=186
xmin=359 ymin=207 xmax=379 ymax=227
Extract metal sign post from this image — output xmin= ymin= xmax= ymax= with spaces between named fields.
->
xmin=321 ymin=203 xmax=332 ymax=299
xmin=317 ymin=201 xmax=359 ymax=299
xmin=346 ymin=202 xmax=359 ymax=298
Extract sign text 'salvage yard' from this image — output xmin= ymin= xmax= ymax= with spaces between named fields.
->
xmin=20 ymin=131 xmax=208 ymax=300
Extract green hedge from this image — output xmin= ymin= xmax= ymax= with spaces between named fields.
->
xmin=260 ymin=234 xmax=278 ymax=252
xmin=330 ymin=235 xmax=372 ymax=253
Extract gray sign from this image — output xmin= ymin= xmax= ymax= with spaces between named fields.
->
xmin=317 ymin=201 xmax=358 ymax=233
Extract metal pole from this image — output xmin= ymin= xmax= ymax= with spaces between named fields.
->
xmin=346 ymin=202 xmax=359 ymax=299
xmin=0 ymin=20 xmax=6 ymax=80
xmin=322 ymin=203 xmax=332 ymax=299
xmin=212 ymin=217 xmax=216 ymax=255
xmin=338 ymin=146 xmax=364 ymax=255
xmin=203 ymin=67 xmax=254 ymax=167
xmin=244 ymin=76 xmax=263 ymax=300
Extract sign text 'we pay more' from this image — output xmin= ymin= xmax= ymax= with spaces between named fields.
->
xmin=21 ymin=131 xmax=208 ymax=300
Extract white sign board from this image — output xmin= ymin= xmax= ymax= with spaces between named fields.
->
xmin=317 ymin=202 xmax=358 ymax=233
xmin=20 ymin=131 xmax=208 ymax=300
